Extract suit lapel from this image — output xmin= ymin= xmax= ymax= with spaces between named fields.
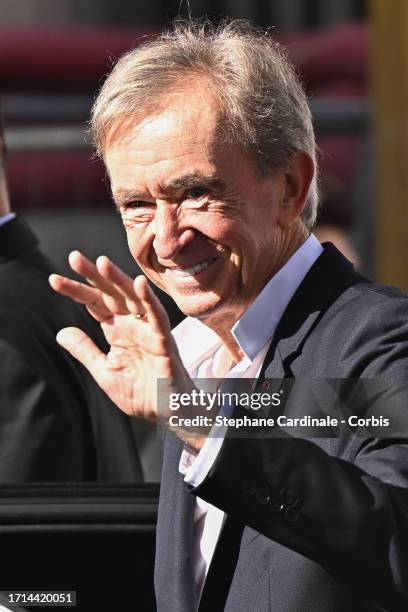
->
xmin=156 ymin=433 xmax=198 ymax=612
xmin=198 ymin=515 xmax=244 ymax=612
xmin=259 ymin=243 xmax=360 ymax=381
xmin=172 ymin=468 xmax=197 ymax=612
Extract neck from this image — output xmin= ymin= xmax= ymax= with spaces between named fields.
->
xmin=199 ymin=306 xmax=245 ymax=363
xmin=202 ymin=222 xmax=309 ymax=363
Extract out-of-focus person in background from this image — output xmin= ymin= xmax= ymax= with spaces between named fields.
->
xmin=0 ymin=115 xmax=143 ymax=481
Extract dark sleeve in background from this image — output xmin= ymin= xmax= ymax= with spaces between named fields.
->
xmin=0 ymin=338 xmax=88 ymax=480
xmin=0 ymin=231 xmax=144 ymax=483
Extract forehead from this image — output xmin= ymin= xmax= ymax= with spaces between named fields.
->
xmin=105 ymin=91 xmax=220 ymax=187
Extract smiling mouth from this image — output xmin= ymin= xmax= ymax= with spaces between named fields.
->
xmin=166 ymin=257 xmax=217 ymax=278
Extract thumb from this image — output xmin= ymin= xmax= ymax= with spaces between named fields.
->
xmin=56 ymin=327 xmax=105 ymax=383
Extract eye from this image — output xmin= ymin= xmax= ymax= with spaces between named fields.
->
xmin=125 ymin=200 xmax=149 ymax=209
xmin=120 ymin=200 xmax=155 ymax=214
xmin=186 ymin=186 xmax=208 ymax=199
xmin=119 ymin=200 xmax=155 ymax=222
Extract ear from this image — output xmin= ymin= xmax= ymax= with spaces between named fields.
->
xmin=277 ymin=152 xmax=315 ymax=228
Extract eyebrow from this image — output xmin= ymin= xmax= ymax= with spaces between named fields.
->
xmin=164 ymin=172 xmax=226 ymax=192
xmin=113 ymin=172 xmax=226 ymax=209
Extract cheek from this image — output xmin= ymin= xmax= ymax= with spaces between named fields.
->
xmin=213 ymin=218 xmax=252 ymax=253
xmin=195 ymin=213 xmax=242 ymax=245
xmin=125 ymin=227 xmax=151 ymax=264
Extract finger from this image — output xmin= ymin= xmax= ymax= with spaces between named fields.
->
xmin=96 ymin=256 xmax=145 ymax=316
xmin=56 ymin=327 xmax=106 ymax=385
xmin=50 ymin=273 xmax=100 ymax=304
xmin=49 ymin=274 xmax=112 ymax=322
xmin=69 ymin=251 xmax=127 ymax=300
xmin=69 ymin=251 xmax=129 ymax=315
xmin=134 ymin=275 xmax=171 ymax=335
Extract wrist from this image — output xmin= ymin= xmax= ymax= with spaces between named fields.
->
xmin=183 ymin=436 xmax=206 ymax=455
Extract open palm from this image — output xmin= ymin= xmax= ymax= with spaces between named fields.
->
xmin=49 ymin=252 xmax=193 ymax=423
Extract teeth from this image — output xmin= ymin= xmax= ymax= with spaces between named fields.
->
xmin=171 ymin=258 xmax=214 ymax=277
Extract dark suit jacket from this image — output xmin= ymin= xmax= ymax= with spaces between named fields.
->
xmin=0 ymin=216 xmax=143 ymax=481
xmin=155 ymin=244 xmax=408 ymax=612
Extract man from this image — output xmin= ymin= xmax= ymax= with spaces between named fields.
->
xmin=50 ymin=20 xmax=408 ymax=610
xmin=0 ymin=117 xmax=143 ymax=481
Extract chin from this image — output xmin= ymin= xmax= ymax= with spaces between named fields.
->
xmin=174 ymin=293 xmax=224 ymax=319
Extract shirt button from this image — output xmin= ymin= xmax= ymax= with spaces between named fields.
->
xmin=269 ymin=496 xmax=285 ymax=513
xmin=255 ymin=486 xmax=271 ymax=505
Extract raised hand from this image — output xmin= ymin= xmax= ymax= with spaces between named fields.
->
xmin=49 ymin=251 xmax=194 ymax=426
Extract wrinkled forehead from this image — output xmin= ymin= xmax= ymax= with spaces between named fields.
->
xmin=105 ymin=86 xmax=221 ymax=155
xmin=103 ymin=95 xmax=227 ymax=198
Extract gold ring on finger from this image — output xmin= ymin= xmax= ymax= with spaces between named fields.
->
xmin=135 ymin=312 xmax=147 ymax=320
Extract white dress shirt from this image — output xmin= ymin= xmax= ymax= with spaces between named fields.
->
xmin=172 ymin=234 xmax=323 ymax=597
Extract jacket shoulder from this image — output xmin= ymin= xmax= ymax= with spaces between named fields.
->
xmin=302 ymin=280 xmax=408 ymax=377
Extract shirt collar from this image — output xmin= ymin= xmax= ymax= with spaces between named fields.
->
xmin=0 ymin=212 xmax=16 ymax=228
xmin=172 ymin=234 xmax=323 ymax=370
xmin=232 ymin=233 xmax=323 ymax=360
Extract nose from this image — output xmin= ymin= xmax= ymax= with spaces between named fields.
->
xmin=152 ymin=203 xmax=194 ymax=260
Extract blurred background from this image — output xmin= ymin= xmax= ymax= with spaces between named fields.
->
xmin=1 ymin=0 xmax=383 ymax=283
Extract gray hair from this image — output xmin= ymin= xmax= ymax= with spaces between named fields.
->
xmin=91 ymin=19 xmax=319 ymax=228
